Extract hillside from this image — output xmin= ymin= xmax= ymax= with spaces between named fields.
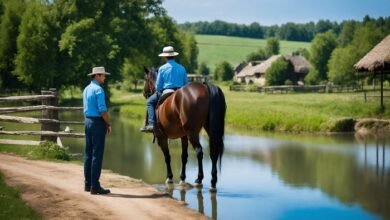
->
xmin=195 ymin=34 xmax=311 ymax=71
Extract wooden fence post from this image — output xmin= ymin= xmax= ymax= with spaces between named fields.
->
xmin=40 ymin=88 xmax=60 ymax=142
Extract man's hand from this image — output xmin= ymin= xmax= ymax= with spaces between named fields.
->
xmin=106 ymin=125 xmax=112 ymax=135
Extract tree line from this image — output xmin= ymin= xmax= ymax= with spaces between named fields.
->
xmin=179 ymin=16 xmax=390 ymax=42
xmin=209 ymin=19 xmax=389 ymax=87
xmin=0 ymin=0 xmax=198 ymax=92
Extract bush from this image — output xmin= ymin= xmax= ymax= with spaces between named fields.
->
xmin=30 ymin=141 xmax=70 ymax=161
xmin=265 ymin=57 xmax=289 ymax=85
xmin=214 ymin=61 xmax=234 ymax=81
xmin=321 ymin=118 xmax=356 ymax=132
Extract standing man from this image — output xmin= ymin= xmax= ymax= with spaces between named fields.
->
xmin=140 ymin=46 xmax=188 ymax=132
xmin=83 ymin=66 xmax=112 ymax=194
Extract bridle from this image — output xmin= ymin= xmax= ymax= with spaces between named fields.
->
xmin=143 ymin=68 xmax=157 ymax=98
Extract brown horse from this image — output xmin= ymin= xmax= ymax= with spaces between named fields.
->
xmin=143 ymin=67 xmax=226 ymax=191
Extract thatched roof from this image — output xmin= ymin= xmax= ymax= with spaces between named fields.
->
xmin=236 ymin=55 xmax=281 ymax=78
xmin=354 ymin=34 xmax=390 ymax=72
xmin=235 ymin=55 xmax=311 ymax=78
xmin=233 ymin=62 xmax=247 ymax=74
xmin=285 ymin=55 xmax=312 ymax=74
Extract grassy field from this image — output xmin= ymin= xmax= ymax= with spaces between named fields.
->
xmin=112 ymin=85 xmax=390 ymax=133
xmin=195 ymin=34 xmax=311 ymax=71
xmin=0 ymin=171 xmax=40 ymax=220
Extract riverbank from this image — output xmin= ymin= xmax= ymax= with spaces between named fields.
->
xmin=110 ymin=85 xmax=390 ymax=133
xmin=0 ymin=153 xmax=207 ymax=220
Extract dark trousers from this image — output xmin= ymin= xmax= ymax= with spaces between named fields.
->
xmin=84 ymin=117 xmax=106 ymax=189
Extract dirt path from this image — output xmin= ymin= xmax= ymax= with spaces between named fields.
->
xmin=0 ymin=153 xmax=207 ymax=220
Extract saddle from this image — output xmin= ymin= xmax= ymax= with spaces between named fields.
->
xmin=157 ymin=89 xmax=176 ymax=107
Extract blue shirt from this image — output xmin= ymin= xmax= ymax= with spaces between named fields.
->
xmin=83 ymin=80 xmax=107 ymax=117
xmin=156 ymin=60 xmax=188 ymax=92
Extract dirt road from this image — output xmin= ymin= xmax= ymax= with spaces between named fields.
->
xmin=0 ymin=153 xmax=207 ymax=220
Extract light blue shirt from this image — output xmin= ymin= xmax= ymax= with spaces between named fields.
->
xmin=156 ymin=60 xmax=188 ymax=92
xmin=83 ymin=80 xmax=107 ymax=117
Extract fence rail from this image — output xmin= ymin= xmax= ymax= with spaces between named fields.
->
xmin=0 ymin=105 xmax=83 ymax=114
xmin=0 ymin=89 xmax=84 ymax=147
xmin=230 ymin=84 xmax=364 ymax=93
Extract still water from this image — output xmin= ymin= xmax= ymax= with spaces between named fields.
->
xmin=14 ymin=112 xmax=390 ymax=219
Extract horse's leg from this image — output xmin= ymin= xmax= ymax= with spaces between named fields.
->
xmin=210 ymin=155 xmax=218 ymax=192
xmin=158 ymin=137 xmax=173 ymax=183
xmin=180 ymin=136 xmax=189 ymax=185
xmin=189 ymin=134 xmax=204 ymax=186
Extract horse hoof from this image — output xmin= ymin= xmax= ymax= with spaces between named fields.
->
xmin=165 ymin=178 xmax=173 ymax=184
xmin=194 ymin=182 xmax=203 ymax=188
xmin=209 ymin=187 xmax=217 ymax=193
xmin=179 ymin=180 xmax=186 ymax=186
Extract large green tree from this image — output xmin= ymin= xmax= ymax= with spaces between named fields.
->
xmin=265 ymin=37 xmax=280 ymax=57
xmin=309 ymin=31 xmax=338 ymax=81
xmin=0 ymin=0 xmax=25 ymax=90
xmin=328 ymin=24 xmax=384 ymax=85
xmin=13 ymin=0 xmax=57 ymax=91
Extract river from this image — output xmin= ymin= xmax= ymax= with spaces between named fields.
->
xmin=56 ymin=112 xmax=389 ymax=220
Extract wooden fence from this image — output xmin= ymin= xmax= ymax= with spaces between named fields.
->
xmin=229 ymin=84 xmax=364 ymax=94
xmin=0 ymin=89 xmax=84 ymax=147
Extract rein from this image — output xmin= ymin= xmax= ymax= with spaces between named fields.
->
xmin=144 ymin=70 xmax=156 ymax=98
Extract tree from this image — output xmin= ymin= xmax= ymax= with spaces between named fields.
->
xmin=0 ymin=0 xmax=25 ymax=90
xmin=328 ymin=23 xmax=384 ymax=86
xmin=315 ymin=19 xmax=335 ymax=34
xmin=304 ymin=68 xmax=321 ymax=85
xmin=198 ymin=62 xmax=210 ymax=76
xmin=13 ymin=1 xmax=57 ymax=91
xmin=265 ymin=37 xmax=280 ymax=57
xmin=292 ymin=48 xmax=310 ymax=60
xmin=309 ymin=31 xmax=338 ymax=81
xmin=246 ymin=48 xmax=267 ymax=62
xmin=265 ymin=57 xmax=292 ymax=86
xmin=327 ymin=47 xmax=359 ymax=85
xmin=179 ymin=31 xmax=198 ymax=73
xmin=338 ymin=21 xmax=357 ymax=47
xmin=214 ymin=61 xmax=233 ymax=81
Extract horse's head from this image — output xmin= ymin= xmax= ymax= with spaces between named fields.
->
xmin=143 ymin=66 xmax=157 ymax=99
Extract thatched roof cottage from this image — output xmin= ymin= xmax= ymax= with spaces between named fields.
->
xmin=234 ymin=55 xmax=311 ymax=86
xmin=354 ymin=34 xmax=390 ymax=111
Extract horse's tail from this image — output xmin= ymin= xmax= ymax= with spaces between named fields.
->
xmin=206 ymin=82 xmax=226 ymax=170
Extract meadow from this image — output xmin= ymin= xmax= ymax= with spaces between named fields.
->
xmin=195 ymin=34 xmax=311 ymax=71
xmin=112 ymin=85 xmax=390 ymax=133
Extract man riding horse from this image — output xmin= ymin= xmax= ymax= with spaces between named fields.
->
xmin=140 ymin=46 xmax=188 ymax=132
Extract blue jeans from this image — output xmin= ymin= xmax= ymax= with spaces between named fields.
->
xmin=146 ymin=92 xmax=159 ymax=125
xmin=84 ymin=117 xmax=107 ymax=189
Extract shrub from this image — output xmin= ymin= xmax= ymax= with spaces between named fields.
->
xmin=30 ymin=141 xmax=70 ymax=161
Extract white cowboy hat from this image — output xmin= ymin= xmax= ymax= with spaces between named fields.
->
xmin=158 ymin=46 xmax=179 ymax=57
xmin=88 ymin=66 xmax=111 ymax=76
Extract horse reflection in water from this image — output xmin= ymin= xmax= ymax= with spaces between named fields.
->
xmin=143 ymin=67 xmax=226 ymax=191
xmin=165 ymin=185 xmax=218 ymax=220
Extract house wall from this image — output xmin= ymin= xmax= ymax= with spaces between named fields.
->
xmin=245 ymin=76 xmax=265 ymax=86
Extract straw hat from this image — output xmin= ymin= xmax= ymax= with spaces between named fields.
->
xmin=88 ymin=67 xmax=111 ymax=76
xmin=158 ymin=46 xmax=179 ymax=57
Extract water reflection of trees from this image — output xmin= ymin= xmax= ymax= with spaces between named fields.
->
xmin=263 ymin=137 xmax=390 ymax=219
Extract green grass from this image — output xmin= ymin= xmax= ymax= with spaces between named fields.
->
xmin=0 ymin=172 xmax=41 ymax=220
xmin=0 ymin=142 xmax=71 ymax=161
xmin=110 ymin=85 xmax=390 ymax=133
xmin=224 ymin=86 xmax=389 ymax=132
xmin=196 ymin=34 xmax=311 ymax=71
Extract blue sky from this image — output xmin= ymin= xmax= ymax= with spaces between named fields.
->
xmin=162 ymin=0 xmax=390 ymax=25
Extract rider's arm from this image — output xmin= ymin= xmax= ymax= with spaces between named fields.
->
xmin=156 ymin=69 xmax=163 ymax=92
